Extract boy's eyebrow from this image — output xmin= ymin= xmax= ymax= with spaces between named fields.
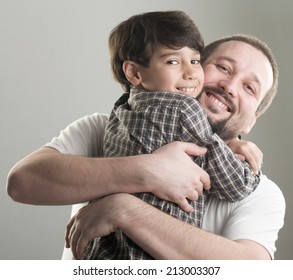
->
xmin=158 ymin=51 xmax=180 ymax=58
xmin=158 ymin=50 xmax=200 ymax=59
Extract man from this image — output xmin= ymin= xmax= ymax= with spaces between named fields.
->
xmin=86 ymin=11 xmax=261 ymax=260
xmin=7 ymin=35 xmax=285 ymax=260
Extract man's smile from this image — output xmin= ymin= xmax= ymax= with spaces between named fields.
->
xmin=203 ymin=86 xmax=234 ymax=113
xmin=208 ymin=93 xmax=230 ymax=112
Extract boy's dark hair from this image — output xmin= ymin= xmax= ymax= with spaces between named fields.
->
xmin=109 ymin=10 xmax=204 ymax=92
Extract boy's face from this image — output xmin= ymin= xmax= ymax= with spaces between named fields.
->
xmin=135 ymin=46 xmax=204 ymax=98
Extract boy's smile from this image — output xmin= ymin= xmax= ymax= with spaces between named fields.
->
xmin=134 ymin=46 xmax=204 ymax=98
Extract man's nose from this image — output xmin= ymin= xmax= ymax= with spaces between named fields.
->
xmin=218 ymin=76 xmax=239 ymax=97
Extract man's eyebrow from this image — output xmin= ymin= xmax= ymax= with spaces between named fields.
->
xmin=216 ymin=56 xmax=262 ymax=88
xmin=216 ymin=55 xmax=236 ymax=64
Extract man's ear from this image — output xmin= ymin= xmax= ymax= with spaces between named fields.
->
xmin=242 ymin=114 xmax=257 ymax=135
xmin=123 ymin=61 xmax=142 ymax=87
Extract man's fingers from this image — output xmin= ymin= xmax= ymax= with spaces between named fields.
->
xmin=77 ymin=235 xmax=90 ymax=260
xmin=70 ymin=226 xmax=81 ymax=260
xmin=181 ymin=142 xmax=207 ymax=157
xmin=65 ymin=218 xmax=75 ymax=248
xmin=178 ymin=199 xmax=194 ymax=213
xmin=199 ymin=170 xmax=211 ymax=190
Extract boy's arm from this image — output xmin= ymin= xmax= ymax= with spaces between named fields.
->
xmin=181 ymin=99 xmax=259 ymax=201
xmin=203 ymin=135 xmax=260 ymax=200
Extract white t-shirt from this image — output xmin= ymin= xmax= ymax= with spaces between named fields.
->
xmin=45 ymin=113 xmax=285 ymax=259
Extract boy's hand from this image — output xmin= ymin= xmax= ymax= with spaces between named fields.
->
xmin=228 ymin=138 xmax=263 ymax=175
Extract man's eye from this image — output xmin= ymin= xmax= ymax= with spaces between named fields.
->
xmin=216 ymin=64 xmax=230 ymax=73
xmin=244 ymin=84 xmax=255 ymax=95
xmin=191 ymin=60 xmax=200 ymax=65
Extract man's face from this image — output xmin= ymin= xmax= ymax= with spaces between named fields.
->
xmin=198 ymin=41 xmax=274 ymax=141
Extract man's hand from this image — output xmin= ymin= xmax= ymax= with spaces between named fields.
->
xmin=145 ymin=141 xmax=210 ymax=213
xmin=66 ymin=192 xmax=272 ymax=260
xmin=65 ymin=195 xmax=121 ymax=259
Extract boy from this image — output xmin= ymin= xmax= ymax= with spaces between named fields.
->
xmin=83 ymin=11 xmax=260 ymax=259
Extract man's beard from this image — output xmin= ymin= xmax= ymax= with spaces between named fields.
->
xmin=200 ymin=86 xmax=239 ymax=141
xmin=207 ymin=115 xmax=238 ymax=142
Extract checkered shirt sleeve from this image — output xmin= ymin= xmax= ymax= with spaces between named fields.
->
xmin=83 ymin=90 xmax=259 ymax=260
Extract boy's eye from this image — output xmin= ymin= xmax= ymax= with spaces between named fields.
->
xmin=167 ymin=60 xmax=178 ymax=65
xmin=191 ymin=60 xmax=200 ymax=65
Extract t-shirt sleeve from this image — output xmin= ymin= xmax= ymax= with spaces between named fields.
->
xmin=222 ymin=175 xmax=286 ymax=259
xmin=44 ymin=113 xmax=109 ymax=157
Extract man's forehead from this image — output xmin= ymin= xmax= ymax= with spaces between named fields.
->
xmin=211 ymin=40 xmax=255 ymax=58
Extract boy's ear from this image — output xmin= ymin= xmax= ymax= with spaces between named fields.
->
xmin=123 ymin=61 xmax=142 ymax=86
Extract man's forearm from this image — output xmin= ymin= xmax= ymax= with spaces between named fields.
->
xmin=7 ymin=142 xmax=210 ymax=207
xmin=6 ymin=147 xmax=149 ymax=205
xmin=115 ymin=194 xmax=270 ymax=260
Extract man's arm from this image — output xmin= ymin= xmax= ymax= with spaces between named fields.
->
xmin=7 ymin=142 xmax=210 ymax=209
xmin=7 ymin=147 xmax=149 ymax=205
xmin=66 ymin=193 xmax=270 ymax=260
xmin=121 ymin=195 xmax=270 ymax=260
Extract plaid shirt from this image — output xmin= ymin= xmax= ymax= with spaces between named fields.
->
xmin=83 ymin=89 xmax=260 ymax=260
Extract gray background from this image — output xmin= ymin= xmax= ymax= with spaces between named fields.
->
xmin=1 ymin=0 xmax=291 ymax=259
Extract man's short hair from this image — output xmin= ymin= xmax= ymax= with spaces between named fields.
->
xmin=202 ymin=34 xmax=279 ymax=116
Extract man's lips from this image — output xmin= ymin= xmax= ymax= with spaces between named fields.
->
xmin=207 ymin=93 xmax=230 ymax=112
xmin=203 ymin=86 xmax=234 ymax=112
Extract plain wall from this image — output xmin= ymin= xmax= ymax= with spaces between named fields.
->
xmin=1 ymin=0 xmax=291 ymax=259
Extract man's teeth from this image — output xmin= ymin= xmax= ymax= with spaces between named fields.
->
xmin=210 ymin=95 xmax=228 ymax=111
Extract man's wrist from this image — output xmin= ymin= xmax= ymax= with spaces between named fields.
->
xmin=110 ymin=193 xmax=141 ymax=230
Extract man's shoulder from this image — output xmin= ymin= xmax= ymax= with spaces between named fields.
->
xmin=206 ymin=174 xmax=285 ymax=214
xmin=82 ymin=112 xmax=109 ymax=123
xmin=73 ymin=113 xmax=109 ymax=131
xmin=203 ymin=174 xmax=285 ymax=235
xmin=44 ymin=113 xmax=110 ymax=156
xmin=252 ymin=175 xmax=284 ymax=200
xmin=233 ymin=174 xmax=286 ymax=215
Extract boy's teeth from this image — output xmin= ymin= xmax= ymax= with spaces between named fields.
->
xmin=178 ymin=88 xmax=194 ymax=92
